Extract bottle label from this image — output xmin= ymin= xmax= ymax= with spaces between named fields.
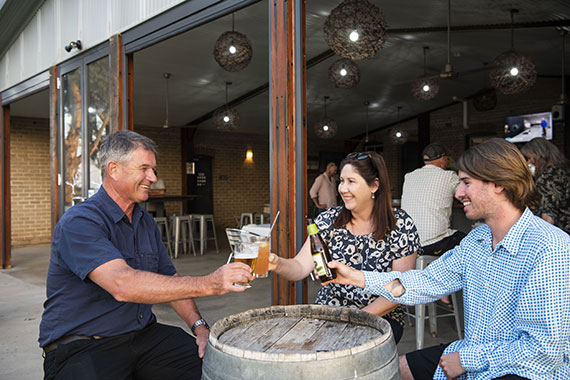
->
xmin=312 ymin=251 xmax=329 ymax=277
xmin=307 ymin=223 xmax=319 ymax=235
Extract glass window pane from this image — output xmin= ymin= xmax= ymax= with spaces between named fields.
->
xmin=86 ymin=56 xmax=110 ymax=194
xmin=62 ymin=68 xmax=82 ymax=210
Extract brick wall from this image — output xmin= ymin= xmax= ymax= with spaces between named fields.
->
xmin=10 ymin=117 xmax=52 ymax=247
xmin=193 ymin=129 xmax=270 ymax=229
xmin=136 ymin=125 xmax=183 ymax=216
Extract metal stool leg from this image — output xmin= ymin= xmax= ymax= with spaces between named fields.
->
xmin=415 ymin=303 xmax=426 ymax=350
xmin=207 ymin=216 xmax=219 ymax=253
xmin=185 ymin=216 xmax=196 ymax=256
xmin=451 ymin=292 xmax=464 ymax=340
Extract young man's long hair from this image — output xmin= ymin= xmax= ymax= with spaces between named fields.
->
xmin=333 ymin=152 xmax=395 ymax=240
xmin=455 ymin=138 xmax=536 ymax=211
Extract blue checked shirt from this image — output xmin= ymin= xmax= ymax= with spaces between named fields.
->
xmin=362 ymin=208 xmax=570 ymax=380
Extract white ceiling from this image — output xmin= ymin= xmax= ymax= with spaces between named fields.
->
xmin=10 ymin=0 xmax=570 ymax=143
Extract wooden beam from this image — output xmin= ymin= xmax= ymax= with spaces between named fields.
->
xmin=127 ymin=54 xmax=134 ymax=131
xmin=49 ymin=66 xmax=60 ymax=232
xmin=270 ymin=0 xmax=307 ymax=305
xmin=1 ymin=99 xmax=11 ymax=269
xmin=109 ymin=34 xmax=124 ymax=132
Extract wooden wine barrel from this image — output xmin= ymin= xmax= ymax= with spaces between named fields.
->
xmin=202 ymin=305 xmax=400 ymax=380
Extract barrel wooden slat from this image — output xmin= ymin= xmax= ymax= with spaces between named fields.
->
xmin=266 ymin=317 xmax=325 ymax=353
xmin=222 ymin=317 xmax=300 ymax=352
xmin=202 ymin=305 xmax=401 ymax=380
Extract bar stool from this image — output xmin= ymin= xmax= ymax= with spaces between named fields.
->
xmin=405 ymin=255 xmax=464 ymax=349
xmin=170 ymin=215 xmax=197 ymax=258
xmin=239 ymin=212 xmax=254 ymax=228
xmin=190 ymin=214 xmax=219 ymax=255
xmin=153 ymin=217 xmax=173 ymax=258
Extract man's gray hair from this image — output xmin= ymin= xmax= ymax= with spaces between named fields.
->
xmin=98 ymin=130 xmax=158 ymax=180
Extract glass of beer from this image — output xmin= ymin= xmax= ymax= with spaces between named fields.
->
xmin=252 ymin=236 xmax=270 ymax=278
xmin=232 ymin=237 xmax=258 ymax=288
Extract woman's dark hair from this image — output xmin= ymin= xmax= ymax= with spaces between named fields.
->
xmin=520 ymin=137 xmax=569 ymax=177
xmin=333 ymin=151 xmax=395 ymax=240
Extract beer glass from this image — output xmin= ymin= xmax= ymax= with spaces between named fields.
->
xmin=232 ymin=235 xmax=258 ymax=288
xmin=252 ymin=236 xmax=270 ymax=278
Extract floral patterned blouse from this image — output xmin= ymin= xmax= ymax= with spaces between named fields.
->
xmin=313 ymin=206 xmax=421 ymax=326
xmin=535 ymin=165 xmax=570 ymax=235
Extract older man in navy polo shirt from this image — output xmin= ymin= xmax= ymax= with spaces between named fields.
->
xmin=39 ymin=131 xmax=252 ymax=380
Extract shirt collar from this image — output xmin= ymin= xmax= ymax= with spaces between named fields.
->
xmin=474 ymin=208 xmax=534 ymax=256
xmin=496 ymin=208 xmax=534 ymax=255
xmin=95 ymin=187 xmax=143 ymax=224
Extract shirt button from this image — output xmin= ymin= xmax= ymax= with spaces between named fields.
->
xmin=139 ymin=314 xmax=143 ymax=319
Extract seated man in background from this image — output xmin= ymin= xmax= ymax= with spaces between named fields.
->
xmin=39 ymin=130 xmax=252 ymax=380
xmin=401 ymin=143 xmax=466 ymax=307
xmin=327 ymin=138 xmax=570 ymax=380
xmin=310 ymin=162 xmax=338 ymax=216
xmin=401 ymin=143 xmax=466 ymax=256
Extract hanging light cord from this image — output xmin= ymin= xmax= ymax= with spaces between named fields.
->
xmin=561 ymin=29 xmax=567 ymax=103
xmin=164 ymin=73 xmax=170 ymax=127
xmin=324 ymin=96 xmax=329 ymax=117
xmin=447 ymin=0 xmax=451 ymax=67
xmin=225 ymin=81 xmax=231 ymax=106
xmin=232 ymin=13 xmax=235 ymax=32
xmin=365 ymin=101 xmax=370 ymax=143
xmin=423 ymin=46 xmax=428 ymax=76
xmin=510 ymin=9 xmax=518 ymax=50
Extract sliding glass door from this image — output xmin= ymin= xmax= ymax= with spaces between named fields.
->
xmin=59 ymin=46 xmax=109 ymax=213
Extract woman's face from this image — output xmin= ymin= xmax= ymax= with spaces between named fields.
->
xmin=338 ymin=164 xmax=379 ymax=212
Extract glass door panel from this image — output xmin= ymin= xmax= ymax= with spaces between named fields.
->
xmin=61 ymin=68 xmax=83 ymax=211
xmin=86 ymin=56 xmax=110 ymax=195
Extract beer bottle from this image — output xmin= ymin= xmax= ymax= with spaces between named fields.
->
xmin=307 ymin=219 xmax=336 ymax=282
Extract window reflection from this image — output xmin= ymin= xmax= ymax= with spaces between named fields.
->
xmin=62 ymin=68 xmax=82 ymax=210
xmin=87 ymin=56 xmax=110 ymax=193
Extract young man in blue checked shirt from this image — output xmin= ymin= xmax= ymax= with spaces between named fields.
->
xmin=325 ymin=138 xmax=570 ymax=380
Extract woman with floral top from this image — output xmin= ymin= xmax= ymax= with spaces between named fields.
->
xmin=269 ymin=151 xmax=420 ymax=342
xmin=521 ymin=137 xmax=570 ymax=234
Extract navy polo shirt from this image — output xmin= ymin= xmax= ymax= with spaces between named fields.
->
xmin=39 ymin=187 xmax=176 ymax=347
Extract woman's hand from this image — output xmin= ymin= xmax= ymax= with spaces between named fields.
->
xmin=322 ymin=261 xmax=365 ymax=288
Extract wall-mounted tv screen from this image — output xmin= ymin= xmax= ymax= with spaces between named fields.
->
xmin=504 ymin=112 xmax=553 ymax=143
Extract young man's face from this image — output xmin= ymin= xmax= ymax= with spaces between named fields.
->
xmin=455 ymin=171 xmax=497 ymax=221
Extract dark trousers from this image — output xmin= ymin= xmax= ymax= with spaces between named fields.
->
xmin=43 ymin=323 xmax=201 ymax=380
xmin=421 ymin=231 xmax=467 ymax=256
xmin=406 ymin=343 xmax=529 ymax=380
xmin=384 ymin=316 xmax=404 ymax=344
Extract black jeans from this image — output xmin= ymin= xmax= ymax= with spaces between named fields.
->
xmin=406 ymin=343 xmax=528 ymax=380
xmin=43 ymin=323 xmax=202 ymax=380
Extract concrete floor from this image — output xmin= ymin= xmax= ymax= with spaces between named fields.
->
xmin=0 ymin=235 xmax=462 ymax=379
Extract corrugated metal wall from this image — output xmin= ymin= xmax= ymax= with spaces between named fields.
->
xmin=0 ymin=0 xmax=186 ymax=92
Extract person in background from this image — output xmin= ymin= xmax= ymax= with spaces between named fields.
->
xmin=325 ymin=138 xmax=570 ymax=380
xmin=401 ymin=143 xmax=466 ymax=308
xmin=310 ymin=162 xmax=338 ymax=215
xmin=520 ymin=137 xmax=570 ymax=234
xmin=270 ymin=152 xmax=420 ymax=343
xmin=39 ymin=130 xmax=252 ymax=380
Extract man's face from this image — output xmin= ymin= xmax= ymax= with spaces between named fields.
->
xmin=455 ymin=171 xmax=496 ymax=221
xmin=327 ymin=165 xmax=337 ymax=176
xmin=114 ymin=148 xmax=157 ymax=204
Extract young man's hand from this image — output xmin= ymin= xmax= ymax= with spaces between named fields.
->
xmin=322 ymin=261 xmax=365 ymax=288
xmin=439 ymin=352 xmax=466 ymax=379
